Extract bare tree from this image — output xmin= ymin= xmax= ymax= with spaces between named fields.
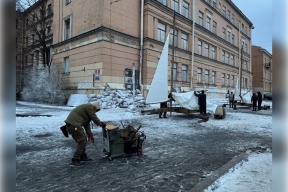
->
xmin=16 ymin=0 xmax=53 ymax=72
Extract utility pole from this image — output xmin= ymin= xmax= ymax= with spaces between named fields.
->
xmin=239 ymin=45 xmax=243 ymax=95
xmin=170 ymin=11 xmax=176 ymax=116
xmin=132 ymin=63 xmax=135 ymax=106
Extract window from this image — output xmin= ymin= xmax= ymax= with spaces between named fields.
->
xmin=244 ymin=43 xmax=248 ymax=52
xmin=31 ymin=34 xmax=34 ymax=44
xmin=181 ymin=33 xmax=188 ymax=50
xmin=211 ymin=46 xmax=215 ymax=59
xmin=171 ymin=0 xmax=179 ymax=13
xmin=227 ymin=31 xmax=230 ymax=43
xmin=213 ymin=0 xmax=217 ymax=9
xmin=199 ymin=12 xmax=203 ymax=26
xmin=197 ymin=40 xmax=202 ymax=55
xmin=173 ymin=63 xmax=178 ymax=81
xmin=169 ymin=28 xmax=178 ymax=46
xmin=64 ymin=17 xmax=71 ymax=40
xmin=227 ymin=10 xmax=230 ymax=20
xmin=182 ymin=65 xmax=188 ymax=82
xmin=206 ymin=16 xmax=211 ymax=30
xmin=230 ymin=55 xmax=234 ymax=66
xmin=47 ymin=4 xmax=52 ymax=15
xmin=241 ymin=78 xmax=244 ymax=88
xmin=212 ymin=21 xmax=217 ymax=34
xmin=244 ymin=26 xmax=247 ymax=35
xmin=197 ymin=68 xmax=202 ymax=83
xmin=245 ymin=78 xmax=248 ymax=88
xmin=204 ymin=43 xmax=209 ymax=57
xmin=212 ymin=71 xmax=216 ymax=84
xmin=39 ymin=10 xmax=43 ymax=20
xmin=205 ymin=70 xmax=209 ymax=84
xmin=222 ymin=6 xmax=226 ymax=17
xmin=64 ymin=57 xmax=70 ymax=73
xmin=222 ymin=28 xmax=226 ymax=40
xmin=244 ymin=61 xmax=247 ymax=70
xmin=66 ymin=0 xmax=71 ymax=4
xmin=241 ymin=23 xmax=244 ymax=32
xmin=158 ymin=22 xmax=166 ymax=43
xmin=226 ymin=74 xmax=230 ymax=86
xmin=231 ymin=15 xmax=235 ymax=24
xmin=16 ymin=19 xmax=18 ymax=29
xmin=158 ymin=0 xmax=166 ymax=5
xmin=222 ymin=74 xmax=225 ymax=85
xmin=222 ymin=51 xmax=225 ymax=62
xmin=225 ymin=52 xmax=229 ymax=64
xmin=182 ymin=1 xmax=189 ymax=18
xmin=231 ymin=75 xmax=234 ymax=87
xmin=232 ymin=34 xmax=235 ymax=45
xmin=206 ymin=0 xmax=211 ymax=4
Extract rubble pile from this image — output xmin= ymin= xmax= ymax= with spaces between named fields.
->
xmin=88 ymin=89 xmax=146 ymax=109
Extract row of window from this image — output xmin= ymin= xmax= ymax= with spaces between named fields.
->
xmin=205 ymin=0 xmax=249 ymax=36
xmin=23 ymin=27 xmax=52 ymax=47
xmin=158 ymin=0 xmax=190 ymax=18
xmin=158 ymin=22 xmax=188 ymax=50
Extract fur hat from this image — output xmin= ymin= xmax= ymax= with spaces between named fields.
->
xmin=91 ymin=102 xmax=101 ymax=112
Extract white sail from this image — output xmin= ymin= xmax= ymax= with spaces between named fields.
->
xmin=145 ymin=34 xmax=170 ymax=104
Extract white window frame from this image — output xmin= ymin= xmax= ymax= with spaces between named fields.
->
xmin=226 ymin=74 xmax=230 ymax=86
xmin=182 ymin=65 xmax=188 ymax=82
xmin=204 ymin=43 xmax=209 ymax=57
xmin=222 ymin=6 xmax=226 ymax=17
xmin=64 ymin=57 xmax=70 ymax=73
xmin=158 ymin=22 xmax=166 ymax=43
xmin=197 ymin=68 xmax=202 ymax=83
xmin=181 ymin=33 xmax=188 ymax=50
xmin=232 ymin=34 xmax=235 ymax=45
xmin=222 ymin=28 xmax=226 ymax=40
xmin=158 ymin=0 xmax=167 ymax=5
xmin=173 ymin=63 xmax=178 ymax=81
xmin=212 ymin=21 xmax=217 ymax=34
xmin=182 ymin=1 xmax=189 ymax=18
xmin=199 ymin=12 xmax=203 ymax=26
xmin=198 ymin=40 xmax=202 ymax=55
xmin=63 ymin=16 xmax=72 ymax=40
xmin=211 ymin=46 xmax=215 ymax=59
xmin=212 ymin=71 xmax=216 ymax=85
xmin=205 ymin=70 xmax=209 ymax=84
xmin=231 ymin=75 xmax=234 ymax=87
xmin=171 ymin=0 xmax=179 ymax=13
xmin=222 ymin=73 xmax=225 ymax=85
xmin=169 ymin=28 xmax=178 ymax=46
xmin=206 ymin=16 xmax=211 ymax=30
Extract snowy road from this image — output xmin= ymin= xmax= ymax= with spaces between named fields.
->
xmin=16 ymin=102 xmax=272 ymax=192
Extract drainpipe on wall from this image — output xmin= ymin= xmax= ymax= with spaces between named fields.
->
xmin=190 ymin=0 xmax=195 ymax=90
xmin=139 ymin=0 xmax=144 ymax=93
xmin=238 ymin=22 xmax=241 ymax=90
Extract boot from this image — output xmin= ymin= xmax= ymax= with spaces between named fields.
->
xmin=159 ymin=114 xmax=162 ymax=118
xmin=163 ymin=113 xmax=167 ymax=118
xmin=70 ymin=158 xmax=85 ymax=167
xmin=80 ymin=154 xmax=92 ymax=161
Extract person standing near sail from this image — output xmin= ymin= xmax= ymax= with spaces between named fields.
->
xmin=194 ymin=90 xmax=207 ymax=115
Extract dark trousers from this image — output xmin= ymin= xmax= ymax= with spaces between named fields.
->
xmin=199 ymin=103 xmax=206 ymax=115
xmin=258 ymin=101 xmax=262 ymax=110
xmin=229 ymin=100 xmax=235 ymax=108
xmin=252 ymin=102 xmax=257 ymax=111
xmin=159 ymin=102 xmax=167 ymax=117
xmin=66 ymin=124 xmax=87 ymax=159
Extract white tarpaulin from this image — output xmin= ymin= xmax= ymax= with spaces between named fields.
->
xmin=172 ymin=91 xmax=218 ymax=114
xmin=145 ymin=34 xmax=169 ymax=104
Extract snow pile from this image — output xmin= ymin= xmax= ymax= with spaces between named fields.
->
xmin=67 ymin=89 xmax=146 ymax=109
xmin=204 ymin=150 xmax=272 ymax=192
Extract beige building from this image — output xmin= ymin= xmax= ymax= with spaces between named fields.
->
xmin=17 ymin=0 xmax=254 ymax=98
xmin=251 ymin=45 xmax=272 ymax=95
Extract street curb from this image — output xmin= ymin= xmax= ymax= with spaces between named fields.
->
xmin=191 ymin=152 xmax=249 ymax=192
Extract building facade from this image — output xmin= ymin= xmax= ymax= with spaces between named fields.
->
xmin=17 ymin=0 xmax=254 ymax=98
xmin=251 ymin=45 xmax=272 ymax=95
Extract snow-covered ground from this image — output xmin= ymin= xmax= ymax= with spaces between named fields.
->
xmin=16 ymin=97 xmax=272 ymax=191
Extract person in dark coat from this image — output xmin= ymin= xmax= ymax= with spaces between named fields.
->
xmin=64 ymin=102 xmax=106 ymax=167
xmin=257 ymin=92 xmax=262 ymax=110
xmin=194 ymin=90 xmax=207 ymax=115
xmin=229 ymin=92 xmax=235 ymax=108
xmin=159 ymin=93 xmax=173 ymax=118
xmin=251 ymin=93 xmax=258 ymax=111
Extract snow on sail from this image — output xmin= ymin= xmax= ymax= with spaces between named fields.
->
xmin=145 ymin=34 xmax=170 ymax=104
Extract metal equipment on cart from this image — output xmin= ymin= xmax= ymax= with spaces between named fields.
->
xmin=102 ymin=124 xmax=146 ymax=161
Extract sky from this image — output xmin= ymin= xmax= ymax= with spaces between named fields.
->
xmin=16 ymin=96 xmax=272 ymax=191
xmin=232 ymin=0 xmax=272 ymax=54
